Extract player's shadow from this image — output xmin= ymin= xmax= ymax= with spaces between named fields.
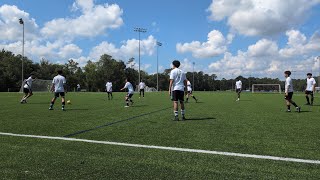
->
xmin=298 ymin=110 xmax=311 ymax=113
xmin=132 ymin=105 xmax=148 ymax=108
xmin=238 ymin=100 xmax=252 ymax=102
xmin=66 ymin=108 xmax=89 ymax=111
xmin=184 ymin=117 xmax=215 ymax=121
xmin=28 ymin=102 xmax=50 ymax=104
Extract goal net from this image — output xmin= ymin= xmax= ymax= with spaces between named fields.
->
xmin=20 ymin=79 xmax=52 ymax=92
xmin=252 ymin=84 xmax=281 ymax=94
xmin=135 ymin=85 xmax=157 ymax=92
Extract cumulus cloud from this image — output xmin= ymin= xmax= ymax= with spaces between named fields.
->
xmin=176 ymin=30 xmax=229 ymax=58
xmin=207 ymin=0 xmax=320 ymax=36
xmin=41 ymin=0 xmax=123 ymax=39
xmin=89 ymin=35 xmax=157 ymax=61
xmin=208 ymin=30 xmax=320 ymax=79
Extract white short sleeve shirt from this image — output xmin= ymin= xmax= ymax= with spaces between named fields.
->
xmin=52 ymin=75 xmax=66 ymax=93
xmin=306 ymin=78 xmax=316 ymax=91
xmin=170 ymin=68 xmax=186 ymax=91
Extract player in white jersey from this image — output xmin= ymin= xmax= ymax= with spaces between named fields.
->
xmin=305 ymin=73 xmax=316 ymax=106
xmin=120 ymin=78 xmax=134 ymax=107
xmin=186 ymin=79 xmax=198 ymax=103
xmin=105 ymin=81 xmax=113 ymax=100
xmin=77 ymin=84 xmax=81 ymax=92
xmin=284 ymin=71 xmax=301 ymax=112
xmin=49 ymin=70 xmax=67 ymax=111
xmin=139 ymin=81 xmax=146 ymax=98
xmin=235 ymin=79 xmax=242 ymax=101
xmin=20 ymin=73 xmax=35 ymax=103
xmin=169 ymin=60 xmax=187 ymax=121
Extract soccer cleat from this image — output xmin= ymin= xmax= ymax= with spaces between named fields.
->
xmin=286 ymin=109 xmax=291 ymax=112
xmin=124 ymin=106 xmax=130 ymax=108
xmin=182 ymin=115 xmax=186 ymax=121
xmin=174 ymin=116 xmax=179 ymax=121
xmin=296 ymin=107 xmax=301 ymax=113
xmin=62 ymin=107 xmax=66 ymax=111
xmin=49 ymin=107 xmax=53 ymax=110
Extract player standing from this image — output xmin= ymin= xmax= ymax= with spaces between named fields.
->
xmin=305 ymin=73 xmax=316 ymax=106
xmin=284 ymin=71 xmax=301 ymax=112
xmin=186 ymin=79 xmax=198 ymax=103
xmin=120 ymin=78 xmax=134 ymax=107
xmin=106 ymin=80 xmax=113 ymax=100
xmin=235 ymin=79 xmax=242 ymax=101
xmin=169 ymin=60 xmax=187 ymax=121
xmin=77 ymin=84 xmax=81 ymax=92
xmin=139 ymin=80 xmax=146 ymax=98
xmin=49 ymin=70 xmax=67 ymax=111
xmin=20 ymin=73 xmax=35 ymax=103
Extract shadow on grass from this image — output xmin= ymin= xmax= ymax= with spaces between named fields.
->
xmin=184 ymin=117 xmax=215 ymax=121
xmin=28 ymin=102 xmax=50 ymax=105
xmin=132 ymin=105 xmax=148 ymax=108
xmin=238 ymin=100 xmax=252 ymax=102
xmin=66 ymin=108 xmax=89 ymax=111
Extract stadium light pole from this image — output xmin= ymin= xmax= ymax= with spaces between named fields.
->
xmin=317 ymin=56 xmax=320 ymax=86
xmin=19 ymin=18 xmax=25 ymax=91
xmin=192 ymin=62 xmax=195 ymax=91
xmin=134 ymin=27 xmax=147 ymax=83
xmin=156 ymin=41 xmax=162 ymax=91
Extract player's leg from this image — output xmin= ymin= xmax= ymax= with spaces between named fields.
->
xmin=107 ymin=92 xmax=110 ymax=100
xmin=305 ymin=91 xmax=310 ymax=105
xmin=142 ymin=89 xmax=145 ymax=97
xmin=179 ymin=91 xmax=186 ymax=120
xmin=61 ymin=92 xmax=66 ymax=111
xmin=49 ymin=93 xmax=58 ymax=110
xmin=125 ymin=94 xmax=130 ymax=107
xmin=310 ymin=92 xmax=314 ymax=105
xmin=111 ymin=92 xmax=113 ymax=99
xmin=191 ymin=92 xmax=198 ymax=102
xmin=139 ymin=90 xmax=142 ymax=98
xmin=186 ymin=92 xmax=190 ymax=103
xmin=172 ymin=91 xmax=179 ymax=120
xmin=25 ymin=90 xmax=33 ymax=100
xmin=288 ymin=93 xmax=300 ymax=112
xmin=21 ymin=92 xmax=28 ymax=103
xmin=129 ymin=94 xmax=134 ymax=105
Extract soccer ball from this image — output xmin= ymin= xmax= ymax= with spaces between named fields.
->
xmin=67 ymin=100 xmax=71 ymax=104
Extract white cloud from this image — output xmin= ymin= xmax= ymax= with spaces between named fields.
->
xmin=89 ymin=35 xmax=157 ymax=61
xmin=41 ymin=0 xmax=123 ymax=40
xmin=207 ymin=0 xmax=320 ymax=36
xmin=176 ymin=30 xmax=229 ymax=58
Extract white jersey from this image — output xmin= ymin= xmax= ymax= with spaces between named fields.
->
xmin=170 ymin=68 xmax=186 ymax=91
xmin=23 ymin=76 xmax=33 ymax=89
xmin=187 ymin=81 xmax=192 ymax=91
xmin=236 ymin=80 xmax=242 ymax=89
xmin=124 ymin=82 xmax=134 ymax=94
xmin=52 ymin=75 xmax=66 ymax=93
xmin=106 ymin=82 xmax=113 ymax=92
xmin=77 ymin=84 xmax=80 ymax=89
xmin=139 ymin=82 xmax=146 ymax=90
xmin=306 ymin=78 xmax=316 ymax=91
xmin=285 ymin=77 xmax=294 ymax=93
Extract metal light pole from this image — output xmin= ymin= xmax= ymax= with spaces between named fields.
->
xmin=317 ymin=56 xmax=320 ymax=87
xmin=134 ymin=27 xmax=147 ymax=83
xmin=19 ymin=18 xmax=24 ymax=91
xmin=156 ymin=41 xmax=162 ymax=91
xmin=192 ymin=62 xmax=195 ymax=91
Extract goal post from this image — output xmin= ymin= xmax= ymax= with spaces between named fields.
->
xmin=20 ymin=79 xmax=52 ymax=92
xmin=252 ymin=84 xmax=281 ymax=94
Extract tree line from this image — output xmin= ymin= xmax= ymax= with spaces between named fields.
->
xmin=0 ymin=49 xmax=316 ymax=92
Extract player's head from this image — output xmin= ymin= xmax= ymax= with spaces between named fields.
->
xmin=284 ymin=71 xmax=291 ymax=77
xmin=172 ymin=60 xmax=180 ymax=68
xmin=57 ymin=69 xmax=63 ymax=75
xmin=307 ymin=73 xmax=312 ymax=78
xmin=30 ymin=72 xmax=35 ymax=79
xmin=126 ymin=77 xmax=130 ymax=82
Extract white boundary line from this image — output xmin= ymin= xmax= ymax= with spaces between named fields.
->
xmin=1 ymin=132 xmax=320 ymax=165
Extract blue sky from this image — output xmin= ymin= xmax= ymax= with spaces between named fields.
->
xmin=1 ymin=0 xmax=320 ymax=79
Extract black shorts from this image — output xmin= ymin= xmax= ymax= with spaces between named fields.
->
xmin=305 ymin=90 xmax=313 ymax=95
xmin=187 ymin=91 xmax=192 ymax=94
xmin=139 ymin=89 xmax=145 ymax=93
xmin=127 ymin=93 xmax=133 ymax=98
xmin=23 ymin=88 xmax=30 ymax=94
xmin=107 ymin=91 xmax=112 ymax=94
xmin=54 ymin=92 xmax=65 ymax=98
xmin=285 ymin=92 xmax=293 ymax=100
xmin=172 ymin=90 xmax=184 ymax=102
xmin=236 ymin=89 xmax=242 ymax=93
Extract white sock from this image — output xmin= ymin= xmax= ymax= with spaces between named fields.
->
xmin=181 ymin=110 xmax=185 ymax=116
xmin=174 ymin=111 xmax=178 ymax=116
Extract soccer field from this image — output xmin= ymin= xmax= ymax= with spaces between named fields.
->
xmin=0 ymin=92 xmax=320 ymax=179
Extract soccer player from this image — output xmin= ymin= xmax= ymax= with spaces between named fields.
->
xmin=305 ymin=73 xmax=316 ymax=106
xmin=169 ymin=60 xmax=187 ymax=121
xmin=235 ymin=79 xmax=242 ymax=101
xmin=284 ymin=71 xmax=301 ymax=112
xmin=20 ymin=73 xmax=35 ymax=103
xmin=105 ymin=80 xmax=113 ymax=100
xmin=49 ymin=70 xmax=67 ymax=111
xmin=77 ymin=84 xmax=81 ymax=92
xmin=186 ymin=79 xmax=198 ymax=103
xmin=139 ymin=80 xmax=146 ymax=98
xmin=120 ymin=78 xmax=134 ymax=107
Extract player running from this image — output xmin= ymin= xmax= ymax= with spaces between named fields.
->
xmin=120 ymin=78 xmax=134 ymax=107
xmin=284 ymin=71 xmax=301 ymax=112
xmin=139 ymin=80 xmax=146 ymax=98
xmin=305 ymin=73 xmax=316 ymax=106
xmin=20 ymin=73 xmax=36 ymax=104
xmin=106 ymin=80 xmax=113 ymax=100
xmin=169 ymin=60 xmax=187 ymax=121
xmin=186 ymin=79 xmax=198 ymax=103
xmin=49 ymin=70 xmax=67 ymax=111
xmin=235 ymin=79 xmax=242 ymax=101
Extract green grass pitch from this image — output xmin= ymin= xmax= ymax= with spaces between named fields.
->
xmin=0 ymin=92 xmax=320 ymax=179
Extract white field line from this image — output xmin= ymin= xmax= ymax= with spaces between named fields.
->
xmin=1 ymin=132 xmax=320 ymax=165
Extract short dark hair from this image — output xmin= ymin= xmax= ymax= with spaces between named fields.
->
xmin=307 ymin=73 xmax=312 ymax=76
xmin=284 ymin=71 xmax=291 ymax=76
xmin=172 ymin=60 xmax=181 ymax=68
xmin=126 ymin=77 xmax=130 ymax=82
xmin=57 ymin=69 xmax=63 ymax=75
